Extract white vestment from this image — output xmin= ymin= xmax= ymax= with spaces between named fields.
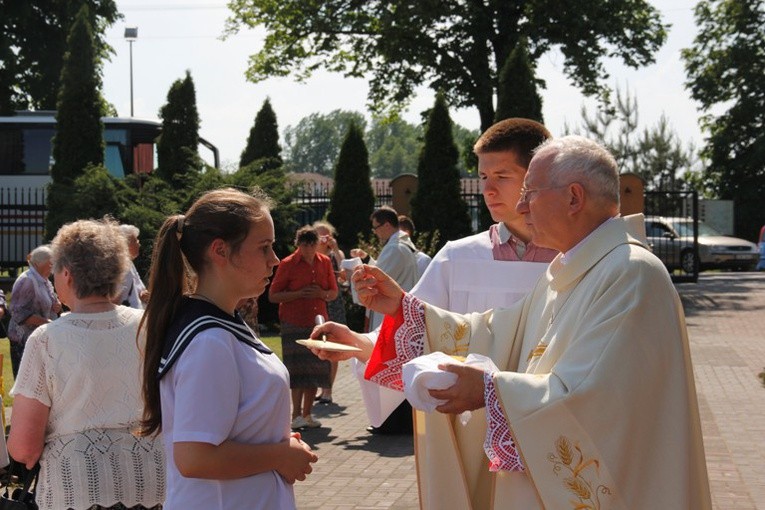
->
xmin=418 ymin=215 xmax=711 ymax=509
xmin=413 ymin=230 xmax=548 ymax=313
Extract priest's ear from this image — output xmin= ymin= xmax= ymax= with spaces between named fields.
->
xmin=567 ymin=182 xmax=586 ymax=214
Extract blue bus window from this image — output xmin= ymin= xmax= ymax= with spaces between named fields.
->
xmin=104 ymin=144 xmax=125 ymax=178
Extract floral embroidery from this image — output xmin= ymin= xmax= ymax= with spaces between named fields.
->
xmin=548 ymin=436 xmax=612 ymax=509
xmin=438 ymin=321 xmax=470 ymax=356
xmin=483 ymin=371 xmax=524 ymax=472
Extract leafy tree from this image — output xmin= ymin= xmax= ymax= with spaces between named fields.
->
xmin=0 ymin=43 xmax=17 ymax=115
xmin=240 ymin=98 xmax=282 ymax=170
xmin=283 ymin=110 xmax=366 ymax=176
xmin=46 ymin=5 xmax=106 ymax=238
xmin=682 ymin=0 xmax=765 ymax=241
xmin=452 ymin=124 xmax=480 ymax=177
xmin=410 ymin=94 xmax=472 ymax=250
xmin=326 ymin=123 xmax=375 ymax=253
xmin=366 ymin=116 xmax=423 ymax=178
xmin=225 ymin=0 xmax=666 ymax=131
xmin=0 ymin=0 xmax=120 ymax=113
xmin=565 ymin=88 xmax=696 ymax=192
xmin=156 ymin=71 xmax=202 ymax=185
xmin=495 ymin=39 xmax=543 ymax=123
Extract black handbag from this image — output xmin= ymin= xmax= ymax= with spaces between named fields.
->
xmin=0 ymin=461 xmax=39 ymax=510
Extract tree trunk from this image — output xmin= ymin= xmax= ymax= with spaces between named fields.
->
xmin=477 ymin=93 xmax=495 ymax=133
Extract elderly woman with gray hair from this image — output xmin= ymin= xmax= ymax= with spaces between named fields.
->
xmin=8 ymin=218 xmax=165 ymax=510
xmin=116 ymin=224 xmax=149 ymax=308
xmin=8 ymin=245 xmax=62 ymax=377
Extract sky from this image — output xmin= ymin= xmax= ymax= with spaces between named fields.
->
xmin=101 ymin=1 xmax=704 ymax=168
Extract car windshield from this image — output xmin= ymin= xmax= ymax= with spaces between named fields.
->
xmin=668 ymin=219 xmax=722 ymax=238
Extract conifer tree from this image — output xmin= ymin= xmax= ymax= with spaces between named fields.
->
xmin=494 ymin=40 xmax=544 ymax=123
xmin=46 ymin=4 xmax=105 ymax=238
xmin=327 ymin=122 xmax=375 ymax=253
xmin=232 ymin=98 xmax=293 ymax=256
xmin=411 ymin=93 xmax=472 ymax=250
xmin=240 ymin=98 xmax=282 ymax=171
xmin=156 ymin=71 xmax=201 ymax=184
xmin=50 ymin=4 xmax=104 ymax=185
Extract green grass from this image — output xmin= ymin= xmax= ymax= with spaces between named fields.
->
xmin=1 ymin=338 xmax=13 ymax=407
xmin=261 ymin=336 xmax=281 ymax=359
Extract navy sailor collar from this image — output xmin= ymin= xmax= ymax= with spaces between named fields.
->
xmin=158 ymin=297 xmax=273 ymax=379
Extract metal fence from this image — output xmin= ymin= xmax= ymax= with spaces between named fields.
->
xmin=1 ymin=183 xmax=486 ymax=273
xmin=644 ymin=189 xmax=699 ymax=283
xmin=2 ymin=184 xmax=703 ymax=286
xmin=293 ymin=180 xmax=485 ymax=232
xmin=0 ymin=187 xmax=47 ymax=275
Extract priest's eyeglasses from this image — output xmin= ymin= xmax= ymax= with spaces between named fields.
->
xmin=519 ymin=185 xmax=567 ymax=203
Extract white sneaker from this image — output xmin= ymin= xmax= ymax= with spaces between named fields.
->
xmin=304 ymin=415 xmax=322 ymax=428
xmin=291 ymin=416 xmax=309 ymax=429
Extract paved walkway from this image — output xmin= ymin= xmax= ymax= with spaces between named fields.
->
xmin=294 ymin=272 xmax=765 ymax=509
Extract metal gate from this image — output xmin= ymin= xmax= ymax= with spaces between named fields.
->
xmin=643 ymin=190 xmax=699 ymax=283
xmin=0 ymin=187 xmax=47 ymax=276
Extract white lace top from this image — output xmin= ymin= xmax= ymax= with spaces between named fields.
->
xmin=11 ymin=306 xmax=165 ymax=510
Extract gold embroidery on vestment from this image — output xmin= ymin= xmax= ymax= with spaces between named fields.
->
xmin=438 ymin=321 xmax=470 ymax=355
xmin=548 ymin=436 xmax=612 ymax=509
xmin=527 ymin=343 xmax=547 ymax=361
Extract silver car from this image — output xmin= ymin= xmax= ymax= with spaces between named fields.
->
xmin=645 ymin=216 xmax=759 ymax=273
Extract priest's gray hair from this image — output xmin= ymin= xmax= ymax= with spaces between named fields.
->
xmin=533 ymin=135 xmax=620 ymax=206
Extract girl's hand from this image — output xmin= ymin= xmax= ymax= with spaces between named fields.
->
xmin=276 ymin=435 xmax=318 ymax=484
xmin=308 ymin=321 xmax=374 ymax=363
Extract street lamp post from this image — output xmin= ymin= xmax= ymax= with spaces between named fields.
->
xmin=124 ymin=27 xmax=138 ymax=117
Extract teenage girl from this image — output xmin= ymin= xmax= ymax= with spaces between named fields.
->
xmin=139 ymin=188 xmax=318 ymax=509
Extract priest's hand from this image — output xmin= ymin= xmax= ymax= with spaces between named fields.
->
xmin=430 ymin=363 xmax=486 ymax=414
xmin=308 ymin=322 xmax=374 ymax=362
xmin=352 ymin=264 xmax=404 ymax=316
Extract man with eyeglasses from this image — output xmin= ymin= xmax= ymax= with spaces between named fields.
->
xmin=351 ymin=119 xmax=558 ymax=437
xmin=324 ymin=135 xmax=711 ymax=509
xmin=314 ymin=120 xmax=562 ymax=473
xmin=409 ymin=117 xmax=557 ymax=312
xmin=351 ymin=206 xmax=418 ymax=332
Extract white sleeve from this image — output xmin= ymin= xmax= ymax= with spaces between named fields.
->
xmin=10 ymin=327 xmax=52 ymax=407
xmin=170 ymin=330 xmax=240 ymax=445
